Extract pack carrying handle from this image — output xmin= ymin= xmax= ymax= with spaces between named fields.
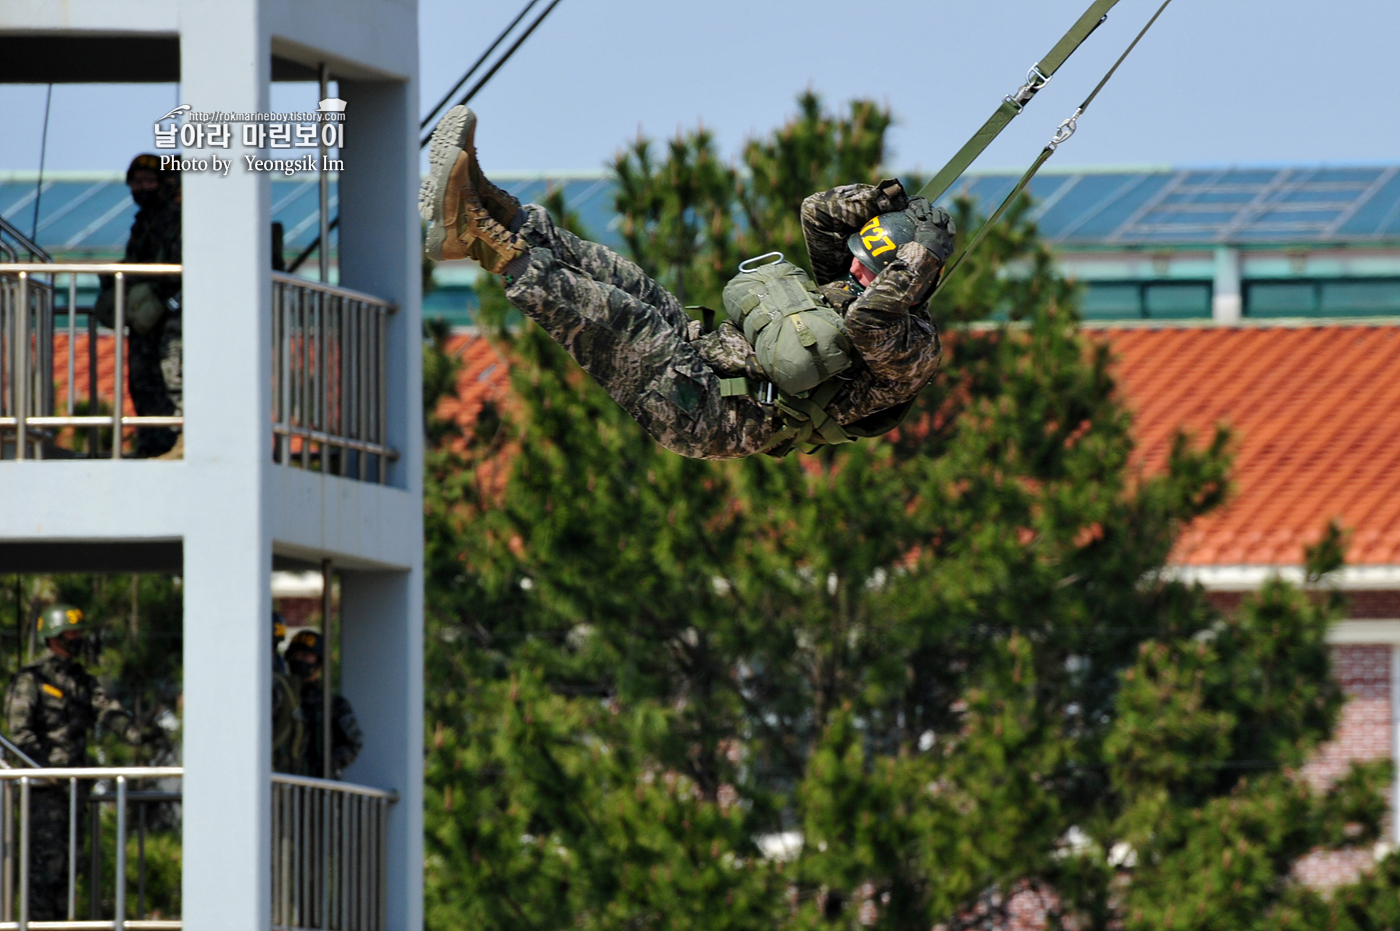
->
xmin=916 ymin=0 xmax=1122 ymax=205
xmin=737 ymin=251 xmax=785 ymax=273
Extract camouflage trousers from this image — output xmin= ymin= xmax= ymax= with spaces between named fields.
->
xmin=25 ymin=787 xmax=72 ymax=921
xmin=128 ymin=312 xmax=181 ymax=457
xmin=504 ymin=206 xmax=776 ymax=459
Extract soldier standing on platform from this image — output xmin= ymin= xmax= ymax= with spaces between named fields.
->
xmin=96 ymin=154 xmax=184 ymax=458
xmin=285 ymin=630 xmax=363 ymax=779
xmin=4 ymin=605 xmax=151 ymax=921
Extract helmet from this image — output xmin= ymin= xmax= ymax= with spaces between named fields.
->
xmin=847 ymin=197 xmax=953 ymax=275
xmin=38 ymin=604 xmax=90 ymax=638
xmin=288 ymin=629 xmax=323 ymax=659
xmin=273 ymin=612 xmax=287 ymax=644
xmin=847 ymin=209 xmax=919 ymax=275
xmin=126 ymin=153 xmax=164 ymax=184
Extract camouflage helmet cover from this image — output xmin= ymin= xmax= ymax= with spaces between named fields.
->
xmin=38 ymin=604 xmax=90 ymax=638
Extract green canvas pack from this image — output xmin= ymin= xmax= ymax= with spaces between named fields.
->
xmin=721 ymin=254 xmax=853 ymax=397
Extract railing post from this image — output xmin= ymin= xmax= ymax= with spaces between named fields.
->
xmin=67 ymin=777 xmax=77 ymax=921
xmin=114 ymin=775 xmax=126 ymax=931
xmin=18 ymin=776 xmax=30 ymax=931
xmin=15 ymin=271 xmax=28 ymax=460
xmin=66 ymin=275 xmax=76 ymax=417
xmin=377 ymin=309 xmax=387 ymax=484
xmin=112 ymin=270 xmax=125 ymax=460
xmin=87 ymin=302 xmax=98 ymax=455
xmin=2 ymin=779 xmax=12 ymax=922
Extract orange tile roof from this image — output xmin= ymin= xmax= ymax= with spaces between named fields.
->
xmin=435 ymin=333 xmax=512 ymax=436
xmin=54 ymin=323 xmax=1400 ymax=568
xmin=50 ymin=334 xmax=137 ymax=416
xmin=1102 ymin=323 xmax=1400 ymax=567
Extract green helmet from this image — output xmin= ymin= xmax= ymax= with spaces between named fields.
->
xmin=38 ymin=604 xmax=90 ymax=638
xmin=847 ymin=209 xmax=919 ymax=274
xmin=847 ymin=197 xmax=955 ymax=275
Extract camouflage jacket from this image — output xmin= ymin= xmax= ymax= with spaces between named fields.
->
xmin=5 ymin=654 xmax=143 ymax=767
xmin=695 ymin=181 xmax=942 ymax=436
xmin=297 ymin=683 xmax=363 ymax=779
xmin=98 ymin=199 xmax=183 ymax=307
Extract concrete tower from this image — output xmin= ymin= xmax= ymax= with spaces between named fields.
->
xmin=0 ymin=1 xmax=423 ymax=928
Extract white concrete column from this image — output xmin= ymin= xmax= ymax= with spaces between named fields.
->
xmin=179 ymin=0 xmax=273 ymax=928
xmin=1212 ymin=245 xmax=1242 ymax=324
xmin=339 ymin=570 xmax=423 ymax=931
xmin=337 ymin=77 xmax=422 ymax=491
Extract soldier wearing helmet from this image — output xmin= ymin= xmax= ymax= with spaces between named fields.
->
xmin=420 ymin=105 xmax=954 ymax=459
xmin=95 ymin=153 xmax=184 ymax=458
xmin=4 ymin=604 xmax=152 ymax=921
xmin=271 ymin=613 xmax=305 ymax=772
xmin=285 ymin=630 xmax=362 ymax=779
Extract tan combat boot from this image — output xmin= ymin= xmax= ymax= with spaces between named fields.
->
xmin=421 ymin=106 xmax=524 ymax=271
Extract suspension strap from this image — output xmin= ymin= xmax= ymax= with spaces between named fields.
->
xmin=916 ymin=0 xmax=1122 ymax=204
xmin=936 ymin=0 xmax=1175 ymax=292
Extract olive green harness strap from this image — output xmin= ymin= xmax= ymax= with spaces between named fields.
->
xmin=936 ymin=0 xmax=1175 ymax=292
xmin=916 ymin=0 xmax=1121 ymax=205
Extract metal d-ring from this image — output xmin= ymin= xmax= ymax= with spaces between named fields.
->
xmin=1005 ymin=62 xmax=1053 ymax=111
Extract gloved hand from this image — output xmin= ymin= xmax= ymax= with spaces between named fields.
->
xmin=904 ymin=197 xmax=957 ymax=266
xmin=872 ymin=178 xmax=909 ymax=214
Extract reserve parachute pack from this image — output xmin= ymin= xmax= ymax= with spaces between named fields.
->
xmin=721 ymin=253 xmax=853 ymax=396
xmin=715 ymin=252 xmax=913 ymax=456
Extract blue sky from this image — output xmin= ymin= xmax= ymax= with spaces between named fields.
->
xmin=1 ymin=0 xmax=1397 ymax=175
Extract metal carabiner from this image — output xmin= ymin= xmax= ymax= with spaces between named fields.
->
xmin=1048 ymin=108 xmax=1083 ymax=151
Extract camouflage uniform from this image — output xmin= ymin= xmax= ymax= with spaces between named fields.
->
xmin=298 ymin=684 xmax=363 ymax=779
xmin=115 ymin=199 xmax=182 ymax=457
xmin=503 ymin=182 xmax=942 ymax=459
xmin=5 ymin=654 xmax=144 ymax=921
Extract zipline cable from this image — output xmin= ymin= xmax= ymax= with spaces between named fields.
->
xmin=419 ymin=0 xmax=540 ymax=132
xmin=935 ymin=0 xmax=1175 ymax=292
xmin=418 ymin=0 xmax=565 ymax=149
xmin=916 ymin=0 xmax=1124 ymax=204
xmin=31 ymin=84 xmax=53 ymax=245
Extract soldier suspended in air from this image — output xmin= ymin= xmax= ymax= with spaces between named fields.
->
xmin=419 ymin=106 xmax=954 ymax=459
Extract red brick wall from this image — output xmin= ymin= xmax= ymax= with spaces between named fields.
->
xmin=1294 ymin=644 xmax=1395 ymax=888
xmin=1204 ymin=589 xmax=1400 ymax=618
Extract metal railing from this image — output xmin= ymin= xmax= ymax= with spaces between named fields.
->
xmin=0 ymin=767 xmax=396 ymax=931
xmin=271 ymin=273 xmax=397 ymax=484
xmin=271 ymin=774 xmax=394 ymax=931
xmin=0 ymin=263 xmax=182 ymax=460
xmin=0 ymin=766 xmax=183 ymax=931
xmin=0 ymin=263 xmax=398 ymax=478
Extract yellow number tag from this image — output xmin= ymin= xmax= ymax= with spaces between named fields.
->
xmin=859 ymin=217 xmax=897 ymax=258
xmin=42 ymin=684 xmax=64 ymax=699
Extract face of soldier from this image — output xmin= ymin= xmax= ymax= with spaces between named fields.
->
xmin=128 ymin=171 xmax=162 ymax=210
xmin=288 ymin=649 xmax=321 ymax=681
xmin=47 ymin=630 xmax=87 ymax=659
xmin=849 ymin=256 xmax=877 ymax=288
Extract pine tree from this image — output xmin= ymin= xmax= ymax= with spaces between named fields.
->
xmin=422 ymin=93 xmax=1398 ymax=931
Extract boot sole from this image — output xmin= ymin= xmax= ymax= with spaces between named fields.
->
xmin=420 ymin=105 xmax=476 ymax=262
